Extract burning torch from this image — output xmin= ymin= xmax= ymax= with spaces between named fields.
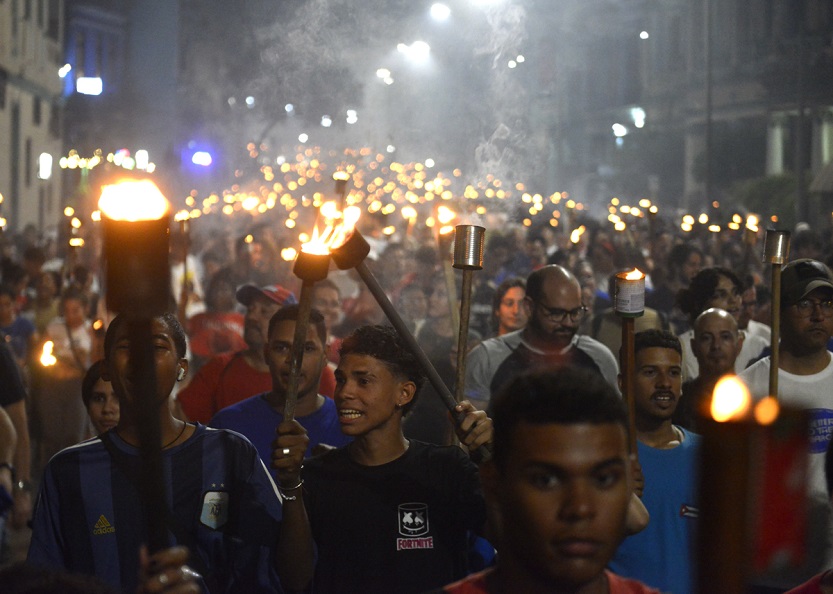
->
xmin=98 ymin=178 xmax=172 ymax=552
xmin=453 ymin=225 xmax=485 ymax=404
xmin=696 ymin=377 xmax=806 ymax=593
xmin=436 ymin=205 xmax=460 ymax=333
xmin=762 ymin=230 xmax=790 ymax=398
xmin=614 ymin=268 xmax=645 ymax=455
xmin=174 ymin=210 xmax=191 ymax=316
xmin=282 ymin=201 xmax=351 ymax=420
xmin=330 ymin=216 xmax=491 ymax=460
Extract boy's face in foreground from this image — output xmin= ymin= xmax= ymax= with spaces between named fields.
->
xmin=484 ymin=422 xmax=630 ymax=590
xmin=106 ymin=318 xmax=185 ymax=409
xmin=334 ymin=353 xmax=413 ymax=438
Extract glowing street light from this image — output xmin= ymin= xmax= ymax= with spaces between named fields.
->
xmin=430 ymin=3 xmax=451 ymax=20
xmin=397 ymin=41 xmax=431 ymax=63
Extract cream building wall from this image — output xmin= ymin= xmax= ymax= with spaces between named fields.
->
xmin=0 ymin=0 xmax=64 ymax=235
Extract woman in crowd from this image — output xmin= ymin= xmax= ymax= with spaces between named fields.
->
xmin=490 ymin=278 xmax=527 ymax=338
xmin=676 ymin=266 xmax=769 ymax=380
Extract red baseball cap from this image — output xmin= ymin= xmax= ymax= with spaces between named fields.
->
xmin=236 ymin=284 xmax=297 ymax=307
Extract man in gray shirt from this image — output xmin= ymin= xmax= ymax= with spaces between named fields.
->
xmin=465 ymin=265 xmax=619 ymax=411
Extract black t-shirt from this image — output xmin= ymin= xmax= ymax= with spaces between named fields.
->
xmin=0 ymin=341 xmax=25 ymax=407
xmin=303 ymin=441 xmax=486 ymax=594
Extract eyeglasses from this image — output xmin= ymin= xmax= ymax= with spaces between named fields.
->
xmin=534 ymin=301 xmax=588 ymax=323
xmin=792 ymin=298 xmax=833 ymax=318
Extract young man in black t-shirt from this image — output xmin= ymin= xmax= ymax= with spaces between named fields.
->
xmin=301 ymin=324 xmax=492 ymax=594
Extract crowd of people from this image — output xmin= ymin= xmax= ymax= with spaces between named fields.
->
xmin=0 ymin=210 xmax=833 ymax=593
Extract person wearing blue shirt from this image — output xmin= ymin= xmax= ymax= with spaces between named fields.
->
xmin=609 ymin=329 xmax=701 ymax=594
xmin=211 ymin=305 xmax=350 ymax=466
xmin=28 ymin=312 xmax=313 ymax=593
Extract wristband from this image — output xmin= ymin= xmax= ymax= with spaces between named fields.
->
xmin=278 ymin=479 xmax=304 ymax=501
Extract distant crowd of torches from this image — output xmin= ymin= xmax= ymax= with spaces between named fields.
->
xmin=51 ymin=145 xmax=796 ymax=284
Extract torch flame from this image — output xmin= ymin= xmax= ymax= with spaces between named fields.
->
xmin=437 ymin=205 xmax=456 ymax=225
xmin=570 ymin=225 xmax=586 ymax=244
xmin=174 ymin=209 xmax=190 ymax=222
xmin=746 ymin=214 xmax=759 ymax=232
xmin=624 ymin=268 xmax=644 ymax=280
xmin=302 ymin=202 xmax=361 ymax=255
xmin=99 ymin=180 xmax=170 ymax=221
xmin=710 ymin=376 xmax=751 ymax=422
xmin=754 ymin=396 xmax=780 ymax=426
xmin=40 ymin=341 xmax=57 ymax=367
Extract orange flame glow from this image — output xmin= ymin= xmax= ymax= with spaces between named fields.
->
xmin=753 ymin=396 xmax=780 ymax=426
xmin=302 ymin=202 xmax=361 ymax=255
xmin=570 ymin=225 xmax=586 ymax=244
xmin=437 ymin=205 xmax=456 ymax=225
xmin=710 ymin=376 xmax=751 ymax=422
xmin=624 ymin=268 xmax=644 ymax=280
xmin=40 ymin=341 xmax=57 ymax=367
xmin=99 ymin=180 xmax=170 ymax=221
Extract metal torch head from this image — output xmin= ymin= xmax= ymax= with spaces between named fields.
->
xmin=293 ymin=250 xmax=331 ymax=282
xmin=453 ymin=225 xmax=485 ymax=270
xmin=331 ymin=230 xmax=371 ymax=270
xmin=103 ymin=217 xmax=171 ymax=316
xmin=762 ymin=230 xmax=791 ymax=265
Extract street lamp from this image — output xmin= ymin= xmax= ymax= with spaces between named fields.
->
xmin=430 ymin=3 xmax=451 ymax=21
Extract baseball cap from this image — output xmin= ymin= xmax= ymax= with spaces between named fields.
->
xmin=236 ymin=284 xmax=297 ymax=307
xmin=781 ymin=259 xmax=833 ymax=305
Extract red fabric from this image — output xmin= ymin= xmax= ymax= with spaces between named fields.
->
xmin=442 ymin=569 xmax=491 ymax=593
xmin=607 ymin=571 xmax=663 ymax=594
xmin=442 ymin=570 xmax=661 ymax=594
xmin=178 ymin=351 xmax=337 ymax=423
xmin=178 ymin=353 xmax=269 ymax=423
xmin=785 ymin=572 xmax=830 ymax=594
xmin=187 ymin=312 xmax=246 ymax=359
xmin=319 ymin=364 xmax=336 ymax=399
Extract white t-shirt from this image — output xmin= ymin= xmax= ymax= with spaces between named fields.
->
xmin=744 ymin=319 xmax=772 ymax=342
xmin=45 ymin=317 xmax=92 ymax=369
xmin=740 ymin=354 xmax=833 ymax=501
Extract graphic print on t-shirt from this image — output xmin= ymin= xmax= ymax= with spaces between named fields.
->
xmin=807 ymin=408 xmax=833 ymax=454
xmin=397 ymin=502 xmax=434 ymax=550
xmin=200 ymin=491 xmax=229 ymax=529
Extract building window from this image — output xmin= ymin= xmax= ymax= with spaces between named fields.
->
xmin=76 ymin=32 xmax=85 ymax=78
xmin=47 ymin=0 xmax=60 ymax=40
xmin=33 ymin=97 xmax=41 ymax=125
xmin=49 ymin=104 xmax=60 ymax=138
xmin=0 ymin=69 xmax=7 ymax=110
xmin=25 ymin=138 xmax=32 ymax=187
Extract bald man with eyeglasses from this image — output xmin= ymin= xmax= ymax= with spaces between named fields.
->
xmin=465 ymin=265 xmax=619 ymax=412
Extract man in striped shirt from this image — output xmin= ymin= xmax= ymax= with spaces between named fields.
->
xmin=27 ymin=312 xmax=313 ymax=593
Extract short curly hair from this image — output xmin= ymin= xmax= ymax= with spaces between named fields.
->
xmin=339 ymin=324 xmax=426 ymax=415
xmin=677 ymin=267 xmax=742 ymax=324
